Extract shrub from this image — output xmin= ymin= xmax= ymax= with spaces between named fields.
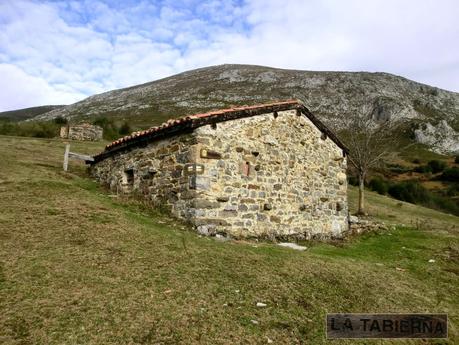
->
xmin=93 ymin=117 xmax=111 ymax=128
xmin=119 ymin=121 xmax=132 ymax=135
xmin=387 ymin=163 xmax=410 ymax=174
xmin=93 ymin=117 xmax=121 ymax=140
xmin=388 ymin=181 xmax=430 ymax=204
xmin=388 ymin=180 xmax=459 ymax=216
xmin=446 ymin=183 xmax=459 ymax=197
xmin=413 ymin=165 xmax=432 ymax=173
xmin=455 ymin=156 xmax=459 ymax=164
xmin=0 ymin=120 xmax=60 ymax=138
xmin=427 ymin=160 xmax=447 ymax=173
xmin=53 ymin=116 xmax=68 ymax=125
xmin=440 ymin=167 xmax=459 ymax=182
xmin=369 ymin=177 xmax=388 ymax=195
xmin=412 ymin=158 xmax=421 ymax=164
xmin=347 ymin=175 xmax=359 ymax=186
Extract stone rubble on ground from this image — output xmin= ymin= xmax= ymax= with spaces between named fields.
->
xmin=348 ymin=217 xmax=389 ymax=235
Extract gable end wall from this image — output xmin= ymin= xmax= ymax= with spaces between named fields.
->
xmin=191 ymin=110 xmax=348 ymax=239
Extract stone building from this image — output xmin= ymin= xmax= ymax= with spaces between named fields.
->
xmin=89 ymin=100 xmax=349 ymax=240
xmin=60 ymin=123 xmax=103 ymax=141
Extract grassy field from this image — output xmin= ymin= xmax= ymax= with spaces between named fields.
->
xmin=0 ymin=135 xmax=458 ymax=344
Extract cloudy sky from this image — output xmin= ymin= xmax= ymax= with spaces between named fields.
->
xmin=0 ymin=0 xmax=458 ymax=111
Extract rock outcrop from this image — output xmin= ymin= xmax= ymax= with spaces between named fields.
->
xmin=414 ymin=120 xmax=459 ymax=155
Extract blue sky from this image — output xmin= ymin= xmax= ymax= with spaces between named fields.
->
xmin=1 ymin=0 xmax=458 ymax=111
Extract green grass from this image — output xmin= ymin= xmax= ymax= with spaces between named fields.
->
xmin=348 ymin=186 xmax=459 ymax=228
xmin=0 ymin=135 xmax=458 ymax=344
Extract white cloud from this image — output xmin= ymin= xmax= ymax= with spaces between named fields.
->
xmin=0 ymin=0 xmax=458 ymax=111
xmin=0 ymin=63 xmax=85 ymax=111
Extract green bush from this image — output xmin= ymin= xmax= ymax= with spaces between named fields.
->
xmin=347 ymin=175 xmax=359 ymax=186
xmin=387 ymin=163 xmax=411 ymax=174
xmin=53 ymin=116 xmax=68 ymax=125
xmin=92 ymin=117 xmax=125 ymax=140
xmin=413 ymin=165 xmax=432 ymax=173
xmin=93 ymin=117 xmax=111 ymax=128
xmin=427 ymin=160 xmax=447 ymax=173
xmin=119 ymin=121 xmax=132 ymax=135
xmin=0 ymin=120 xmax=60 ymax=138
xmin=440 ymin=167 xmax=459 ymax=182
xmin=446 ymin=183 xmax=459 ymax=197
xmin=388 ymin=180 xmax=459 ymax=216
xmin=388 ymin=181 xmax=429 ymax=204
xmin=412 ymin=158 xmax=421 ymax=164
xmin=455 ymin=156 xmax=459 ymax=164
xmin=369 ymin=177 xmax=388 ymax=195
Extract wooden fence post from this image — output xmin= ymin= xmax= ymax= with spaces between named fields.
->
xmin=63 ymin=143 xmax=70 ymax=171
xmin=63 ymin=143 xmax=94 ymax=171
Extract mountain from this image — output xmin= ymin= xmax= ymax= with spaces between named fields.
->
xmin=31 ymin=64 xmax=459 ymax=153
xmin=0 ymin=105 xmax=65 ymax=122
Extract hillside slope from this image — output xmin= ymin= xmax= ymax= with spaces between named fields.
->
xmin=0 ymin=135 xmax=457 ymax=344
xmin=0 ymin=105 xmax=64 ymax=121
xmin=33 ymin=64 xmax=459 ymax=131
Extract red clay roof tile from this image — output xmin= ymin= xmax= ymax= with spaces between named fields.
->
xmin=92 ymin=99 xmax=347 ymax=162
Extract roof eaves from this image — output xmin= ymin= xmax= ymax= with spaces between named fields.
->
xmin=91 ymin=99 xmax=348 ymax=163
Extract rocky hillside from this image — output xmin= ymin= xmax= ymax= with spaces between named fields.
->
xmin=32 ymin=64 xmax=459 ymax=153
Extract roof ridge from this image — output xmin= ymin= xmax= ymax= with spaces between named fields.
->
xmin=90 ymin=99 xmax=347 ymax=163
xmin=104 ymin=99 xmax=300 ymax=150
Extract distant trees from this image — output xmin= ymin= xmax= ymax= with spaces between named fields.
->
xmin=0 ymin=115 xmax=133 ymax=140
xmin=0 ymin=119 xmax=60 ymax=138
xmin=92 ymin=117 xmax=133 ymax=140
xmin=365 ymin=176 xmax=459 ymax=216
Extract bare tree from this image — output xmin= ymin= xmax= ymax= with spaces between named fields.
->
xmin=339 ymin=106 xmax=407 ymax=215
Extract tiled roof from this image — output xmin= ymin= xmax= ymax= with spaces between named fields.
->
xmin=91 ymin=99 xmax=347 ymax=163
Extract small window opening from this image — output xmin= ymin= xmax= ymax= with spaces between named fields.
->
xmin=252 ymin=151 xmax=259 ymax=157
xmin=243 ymin=162 xmax=251 ymax=176
xmin=321 ymin=132 xmax=327 ymax=140
xmin=124 ymin=169 xmax=134 ymax=185
xmin=147 ymin=170 xmax=157 ymax=178
xmin=211 ymin=123 xmax=217 ymax=130
xmin=273 ymin=111 xmax=278 ymax=119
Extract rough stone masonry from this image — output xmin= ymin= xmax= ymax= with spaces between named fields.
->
xmin=60 ymin=123 xmax=103 ymax=141
xmin=89 ymin=100 xmax=349 ymax=240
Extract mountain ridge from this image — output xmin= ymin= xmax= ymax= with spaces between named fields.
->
xmin=0 ymin=105 xmax=65 ymax=121
xmin=12 ymin=64 xmax=459 ymax=153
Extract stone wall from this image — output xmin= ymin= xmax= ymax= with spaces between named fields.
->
xmin=89 ymin=133 xmax=199 ymax=219
xmin=191 ymin=110 xmax=348 ymax=239
xmin=89 ymin=110 xmax=348 ymax=240
xmin=60 ymin=124 xmax=103 ymax=141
